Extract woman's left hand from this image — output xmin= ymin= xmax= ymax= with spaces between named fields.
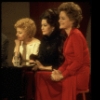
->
xmin=51 ymin=69 xmax=64 ymax=81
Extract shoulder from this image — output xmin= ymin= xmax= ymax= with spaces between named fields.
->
xmin=29 ymin=38 xmax=41 ymax=46
xmin=34 ymin=38 xmax=41 ymax=44
xmin=31 ymin=38 xmax=40 ymax=43
xmin=70 ymin=28 xmax=85 ymax=40
xmin=69 ymin=28 xmax=86 ymax=45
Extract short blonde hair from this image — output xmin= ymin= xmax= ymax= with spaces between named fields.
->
xmin=14 ymin=18 xmax=36 ymax=37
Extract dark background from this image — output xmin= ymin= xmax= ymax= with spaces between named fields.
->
xmin=1 ymin=1 xmax=91 ymax=69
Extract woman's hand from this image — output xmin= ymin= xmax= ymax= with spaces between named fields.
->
xmin=15 ymin=39 xmax=21 ymax=47
xmin=36 ymin=60 xmax=45 ymax=70
xmin=51 ymin=69 xmax=64 ymax=81
xmin=14 ymin=39 xmax=21 ymax=57
xmin=31 ymin=64 xmax=38 ymax=71
xmin=29 ymin=59 xmax=36 ymax=64
xmin=28 ymin=59 xmax=37 ymax=71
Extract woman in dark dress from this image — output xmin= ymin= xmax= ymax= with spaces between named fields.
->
xmin=26 ymin=8 xmax=66 ymax=100
xmin=35 ymin=8 xmax=66 ymax=70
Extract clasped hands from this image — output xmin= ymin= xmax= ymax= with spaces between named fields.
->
xmin=51 ymin=69 xmax=64 ymax=81
xmin=29 ymin=60 xmax=64 ymax=81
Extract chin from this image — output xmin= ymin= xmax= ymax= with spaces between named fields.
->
xmin=59 ymin=26 xmax=64 ymax=29
xmin=60 ymin=25 xmax=67 ymax=29
xmin=42 ymin=33 xmax=47 ymax=35
xmin=18 ymin=38 xmax=23 ymax=41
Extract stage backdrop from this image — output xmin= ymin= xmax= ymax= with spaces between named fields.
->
xmin=29 ymin=2 xmax=91 ymax=39
xmin=1 ymin=2 xmax=91 ymax=66
xmin=1 ymin=2 xmax=30 ymax=65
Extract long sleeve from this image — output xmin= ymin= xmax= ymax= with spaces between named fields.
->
xmin=38 ymin=32 xmax=65 ymax=69
xmin=58 ymin=29 xmax=90 ymax=78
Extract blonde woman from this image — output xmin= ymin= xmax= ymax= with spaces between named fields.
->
xmin=12 ymin=18 xmax=40 ymax=100
xmin=12 ymin=18 xmax=40 ymax=66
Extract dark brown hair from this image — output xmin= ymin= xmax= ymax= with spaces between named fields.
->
xmin=40 ymin=8 xmax=59 ymax=30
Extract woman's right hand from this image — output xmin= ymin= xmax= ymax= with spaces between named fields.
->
xmin=14 ymin=39 xmax=21 ymax=56
xmin=15 ymin=39 xmax=21 ymax=46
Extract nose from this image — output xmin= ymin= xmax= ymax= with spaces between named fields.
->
xmin=16 ymin=33 xmax=18 ymax=37
xmin=58 ymin=19 xmax=60 ymax=23
xmin=41 ymin=26 xmax=44 ymax=31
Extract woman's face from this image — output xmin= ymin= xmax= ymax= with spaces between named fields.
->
xmin=58 ymin=11 xmax=73 ymax=30
xmin=41 ymin=19 xmax=54 ymax=36
xmin=16 ymin=28 xmax=28 ymax=41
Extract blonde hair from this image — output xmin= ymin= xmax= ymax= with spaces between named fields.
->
xmin=14 ymin=18 xmax=36 ymax=37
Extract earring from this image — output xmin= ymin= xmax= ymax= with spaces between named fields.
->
xmin=52 ymin=27 xmax=55 ymax=32
xmin=52 ymin=29 xmax=54 ymax=32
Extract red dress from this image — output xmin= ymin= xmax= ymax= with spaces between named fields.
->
xmin=35 ymin=28 xmax=90 ymax=100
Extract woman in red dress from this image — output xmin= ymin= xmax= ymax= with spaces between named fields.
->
xmin=35 ymin=2 xmax=90 ymax=100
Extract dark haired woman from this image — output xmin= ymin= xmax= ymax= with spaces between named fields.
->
xmin=26 ymin=8 xmax=66 ymax=100
xmin=34 ymin=8 xmax=66 ymax=71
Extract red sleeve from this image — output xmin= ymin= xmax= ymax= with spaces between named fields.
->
xmin=59 ymin=30 xmax=84 ymax=78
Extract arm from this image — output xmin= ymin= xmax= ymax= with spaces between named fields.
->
xmin=59 ymin=31 xmax=84 ymax=78
xmin=14 ymin=39 xmax=21 ymax=56
xmin=51 ymin=31 xmax=84 ymax=81
xmin=29 ymin=52 xmax=52 ymax=71
xmin=30 ymin=40 xmax=52 ymax=71
xmin=36 ymin=60 xmax=52 ymax=71
xmin=12 ymin=39 xmax=21 ymax=65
